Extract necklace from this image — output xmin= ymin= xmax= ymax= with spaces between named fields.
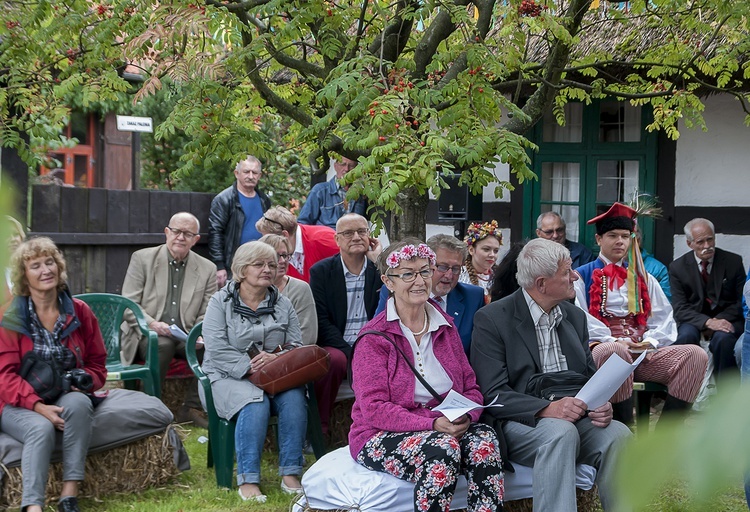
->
xmin=412 ymin=308 xmax=429 ymax=336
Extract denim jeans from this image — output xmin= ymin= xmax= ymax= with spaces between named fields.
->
xmin=235 ymin=386 xmax=307 ymax=486
xmin=741 ymin=319 xmax=750 ymax=508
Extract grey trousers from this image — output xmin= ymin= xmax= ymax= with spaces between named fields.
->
xmin=503 ymin=417 xmax=632 ymax=512
xmin=0 ymin=392 xmax=94 ymax=510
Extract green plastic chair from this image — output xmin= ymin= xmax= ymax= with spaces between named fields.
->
xmin=74 ymin=293 xmax=161 ymax=398
xmin=186 ymin=321 xmax=327 ymax=488
xmin=633 ymin=381 xmax=668 ymax=435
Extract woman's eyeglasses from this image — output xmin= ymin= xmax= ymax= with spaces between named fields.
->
xmin=386 ymin=269 xmax=434 ymax=282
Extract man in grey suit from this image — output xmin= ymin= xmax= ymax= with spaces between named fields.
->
xmin=471 ymin=238 xmax=631 ymax=512
xmin=122 ymin=212 xmax=217 ymax=426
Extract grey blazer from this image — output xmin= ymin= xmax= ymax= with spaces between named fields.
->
xmin=470 ymin=289 xmax=596 ymax=428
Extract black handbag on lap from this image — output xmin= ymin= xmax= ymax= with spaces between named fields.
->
xmin=19 ymin=351 xmax=65 ymax=404
xmin=526 ymin=370 xmax=588 ymax=401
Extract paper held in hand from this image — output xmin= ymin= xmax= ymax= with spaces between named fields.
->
xmin=433 ymin=389 xmax=504 ymax=422
xmin=575 ymin=351 xmax=648 ymax=411
xmin=169 ymin=324 xmax=188 ymax=342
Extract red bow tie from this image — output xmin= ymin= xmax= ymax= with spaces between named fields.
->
xmin=602 ymin=263 xmax=627 ymax=290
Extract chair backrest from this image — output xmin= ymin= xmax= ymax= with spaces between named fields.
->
xmin=74 ymin=293 xmax=150 ymax=365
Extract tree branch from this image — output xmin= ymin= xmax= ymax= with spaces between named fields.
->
xmin=505 ymin=0 xmax=593 ymax=134
xmin=368 ymin=0 xmax=418 ymax=63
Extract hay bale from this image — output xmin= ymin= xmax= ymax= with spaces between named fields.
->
xmin=328 ymin=399 xmax=354 ymax=449
xmin=0 ymin=425 xmax=184 ymax=509
xmin=162 ymin=377 xmax=191 ymax=414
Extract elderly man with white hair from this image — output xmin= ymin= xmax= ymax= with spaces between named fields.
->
xmin=471 ymin=238 xmax=631 ymax=512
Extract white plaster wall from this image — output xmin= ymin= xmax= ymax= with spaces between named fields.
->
xmin=675 ymin=94 xmax=750 ymax=207
xmin=427 ymin=161 xmax=512 ymax=203
xmin=673 ymin=234 xmax=750 ymax=273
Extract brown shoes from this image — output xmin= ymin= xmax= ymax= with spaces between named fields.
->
xmin=174 ymin=405 xmax=209 ymax=429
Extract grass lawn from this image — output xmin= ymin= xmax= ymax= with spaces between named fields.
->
xmin=76 ymin=425 xmax=306 ymax=512
xmin=72 ymin=423 xmax=748 ymax=512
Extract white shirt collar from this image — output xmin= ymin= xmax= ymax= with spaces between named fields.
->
xmin=340 ymin=255 xmax=367 ymax=277
xmin=385 ymin=297 xmax=450 ymax=330
xmin=294 ymin=227 xmax=304 ymax=257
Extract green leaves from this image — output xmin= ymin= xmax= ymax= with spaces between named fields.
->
xmin=2 ymin=0 xmax=750 ymax=238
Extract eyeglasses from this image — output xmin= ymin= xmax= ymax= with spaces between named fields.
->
xmin=166 ymin=226 xmax=198 ymax=239
xmin=386 ymin=269 xmax=434 ymax=282
xmin=539 ymin=228 xmax=566 ymax=237
xmin=435 ymin=264 xmax=461 ymax=274
xmin=249 ymin=261 xmax=278 ymax=270
xmin=276 ymin=253 xmax=290 ymax=261
xmin=336 ymin=229 xmax=370 ymax=239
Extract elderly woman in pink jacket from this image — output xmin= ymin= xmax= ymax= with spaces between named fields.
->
xmin=349 ymin=238 xmax=505 ymax=512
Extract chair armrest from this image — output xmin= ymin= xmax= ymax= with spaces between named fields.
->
xmin=186 ymin=322 xmax=216 ymax=414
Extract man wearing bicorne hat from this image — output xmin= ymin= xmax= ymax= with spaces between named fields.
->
xmin=574 ymin=203 xmax=707 ymax=426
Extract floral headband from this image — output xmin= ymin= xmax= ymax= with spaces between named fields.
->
xmin=386 ymin=244 xmax=437 ymax=269
xmin=464 ymin=220 xmax=503 ymax=247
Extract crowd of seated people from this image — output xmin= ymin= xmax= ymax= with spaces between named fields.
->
xmin=4 ymin=152 xmax=747 ymax=512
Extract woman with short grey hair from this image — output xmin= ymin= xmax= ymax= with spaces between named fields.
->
xmin=202 ymin=241 xmax=307 ymax=502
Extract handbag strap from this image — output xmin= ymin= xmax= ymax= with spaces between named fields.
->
xmin=354 ymin=329 xmax=443 ymax=403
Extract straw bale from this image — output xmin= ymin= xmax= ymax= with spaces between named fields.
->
xmin=0 ymin=425 xmax=185 ymax=509
xmin=328 ymin=399 xmax=354 ymax=449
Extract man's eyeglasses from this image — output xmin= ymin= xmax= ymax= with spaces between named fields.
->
xmin=276 ymin=253 xmax=291 ymax=261
xmin=166 ymin=226 xmax=198 ymax=239
xmin=435 ymin=264 xmax=462 ymax=274
xmin=539 ymin=228 xmax=566 ymax=237
xmin=386 ymin=269 xmax=434 ymax=282
xmin=336 ymin=229 xmax=370 ymax=240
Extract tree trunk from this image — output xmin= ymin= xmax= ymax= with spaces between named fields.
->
xmin=389 ymin=186 xmax=429 ymax=242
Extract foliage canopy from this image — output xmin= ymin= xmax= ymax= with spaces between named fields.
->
xmin=2 ymin=0 xmax=750 ymax=237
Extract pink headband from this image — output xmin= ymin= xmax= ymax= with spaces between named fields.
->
xmin=386 ymin=244 xmax=436 ymax=269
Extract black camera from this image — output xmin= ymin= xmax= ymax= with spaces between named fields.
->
xmin=62 ymin=368 xmax=93 ymax=392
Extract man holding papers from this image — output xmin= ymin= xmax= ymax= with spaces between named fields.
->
xmin=121 ymin=212 xmax=217 ymax=427
xmin=472 ymin=238 xmax=631 ymax=512
xmin=574 ymin=203 xmax=708 ymax=426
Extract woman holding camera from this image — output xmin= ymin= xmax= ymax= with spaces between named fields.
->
xmin=0 ymin=237 xmax=107 ymax=512
xmin=201 ymin=241 xmax=306 ymax=502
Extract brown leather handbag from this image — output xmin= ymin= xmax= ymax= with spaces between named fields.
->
xmin=249 ymin=345 xmax=330 ymax=396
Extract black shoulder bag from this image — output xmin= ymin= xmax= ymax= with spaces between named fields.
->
xmin=19 ymin=351 xmax=66 ymax=404
xmin=525 ymin=370 xmax=588 ymax=401
xmin=353 ymin=330 xmax=443 ymax=404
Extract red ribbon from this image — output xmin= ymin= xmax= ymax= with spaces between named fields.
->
xmin=601 ymin=263 xmax=627 ymax=290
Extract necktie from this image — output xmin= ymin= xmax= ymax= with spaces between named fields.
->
xmin=434 ymin=296 xmax=445 ymax=311
xmin=700 ymin=260 xmax=709 ymax=285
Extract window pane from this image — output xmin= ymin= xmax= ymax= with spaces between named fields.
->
xmin=599 ymin=102 xmax=641 ymax=142
xmin=596 ymin=160 xmax=639 ymax=204
xmin=74 ymin=155 xmax=89 ymax=187
xmin=70 ymin=111 xmax=89 ymax=145
xmin=540 ymin=204 xmax=581 ymax=242
xmin=542 ymin=103 xmax=583 ymax=143
xmin=541 ymin=162 xmax=580 ymax=202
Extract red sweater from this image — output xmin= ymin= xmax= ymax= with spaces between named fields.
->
xmin=286 ymin=224 xmax=339 ymax=283
xmin=0 ymin=295 xmax=108 ymax=415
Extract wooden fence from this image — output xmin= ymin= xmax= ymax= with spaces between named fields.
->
xmin=30 ymin=185 xmax=215 ymax=295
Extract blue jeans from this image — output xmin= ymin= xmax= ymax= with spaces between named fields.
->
xmin=741 ymin=319 xmax=750 ymax=508
xmin=235 ymin=386 xmax=307 ymax=486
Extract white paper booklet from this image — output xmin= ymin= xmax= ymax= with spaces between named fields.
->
xmin=432 ymin=389 xmax=504 ymax=422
